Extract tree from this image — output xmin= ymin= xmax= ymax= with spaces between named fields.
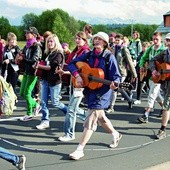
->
xmin=0 ymin=17 xmax=11 ymax=39
xmin=37 ymin=9 xmax=82 ymax=48
xmin=21 ymin=13 xmax=39 ymax=29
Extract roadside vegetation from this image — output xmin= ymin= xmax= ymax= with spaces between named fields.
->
xmin=0 ymin=8 xmax=158 ymax=49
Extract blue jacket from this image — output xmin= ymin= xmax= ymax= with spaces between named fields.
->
xmin=68 ymin=49 xmax=121 ymax=109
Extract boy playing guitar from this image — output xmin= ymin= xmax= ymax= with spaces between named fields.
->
xmin=149 ymin=33 xmax=170 ymax=139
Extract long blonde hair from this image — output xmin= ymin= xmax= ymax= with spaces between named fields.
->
xmin=6 ymin=32 xmax=17 ymax=46
xmin=45 ymin=34 xmax=63 ymax=54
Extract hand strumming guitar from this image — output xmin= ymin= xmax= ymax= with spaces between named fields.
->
xmin=75 ymin=74 xmax=83 ymax=88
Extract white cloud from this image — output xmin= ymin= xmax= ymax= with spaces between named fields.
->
xmin=1 ymin=0 xmax=170 ymax=25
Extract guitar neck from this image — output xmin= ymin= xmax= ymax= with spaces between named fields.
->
xmin=88 ymin=75 xmax=111 ymax=85
xmin=161 ymin=70 xmax=170 ymax=74
xmin=88 ymin=75 xmax=132 ymax=90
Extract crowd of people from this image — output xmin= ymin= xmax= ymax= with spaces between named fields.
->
xmin=0 ymin=23 xmax=170 ymax=168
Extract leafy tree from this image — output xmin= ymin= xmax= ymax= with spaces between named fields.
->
xmin=0 ymin=17 xmax=11 ymax=39
xmin=21 ymin=13 xmax=39 ymax=29
xmin=37 ymin=9 xmax=82 ymax=48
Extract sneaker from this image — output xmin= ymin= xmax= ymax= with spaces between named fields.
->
xmin=109 ymin=133 xmax=122 ymax=148
xmin=137 ymin=115 xmax=148 ymax=123
xmin=20 ymin=115 xmax=33 ymax=121
xmin=69 ymin=150 xmax=84 ymax=160
xmin=58 ymin=135 xmax=75 ymax=142
xmin=156 ymin=130 xmax=166 ymax=139
xmin=34 ymin=105 xmax=42 ymax=116
xmin=16 ymin=155 xmax=26 ymax=170
xmin=105 ymin=108 xmax=114 ymax=113
xmin=134 ymin=100 xmax=141 ymax=105
xmin=121 ymin=97 xmax=125 ymax=101
xmin=36 ymin=121 xmax=49 ymax=130
xmin=13 ymin=106 xmax=17 ymax=110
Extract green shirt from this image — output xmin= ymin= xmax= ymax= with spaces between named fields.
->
xmin=139 ymin=44 xmax=166 ymax=68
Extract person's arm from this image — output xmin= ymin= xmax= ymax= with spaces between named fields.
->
xmin=139 ymin=46 xmax=152 ymax=67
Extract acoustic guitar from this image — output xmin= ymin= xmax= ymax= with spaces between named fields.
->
xmin=15 ymin=52 xmax=25 ymax=75
xmin=72 ymin=62 xmax=133 ymax=90
xmin=152 ymin=61 xmax=170 ymax=83
xmin=34 ymin=60 xmax=46 ymax=77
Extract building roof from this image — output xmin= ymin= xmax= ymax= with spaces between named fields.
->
xmin=155 ymin=22 xmax=170 ymax=33
xmin=155 ymin=11 xmax=170 ymax=33
xmin=163 ymin=11 xmax=170 ymax=16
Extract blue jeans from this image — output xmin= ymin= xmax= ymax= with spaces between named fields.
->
xmin=40 ymin=80 xmax=67 ymax=121
xmin=64 ymin=94 xmax=85 ymax=138
xmin=0 ymin=147 xmax=19 ymax=166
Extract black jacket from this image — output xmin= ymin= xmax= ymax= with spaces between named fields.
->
xmin=41 ymin=50 xmax=65 ymax=86
xmin=23 ymin=42 xmax=42 ymax=75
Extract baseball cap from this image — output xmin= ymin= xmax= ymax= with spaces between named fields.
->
xmin=165 ymin=33 xmax=170 ymax=39
xmin=92 ymin=32 xmax=109 ymax=45
xmin=25 ymin=27 xmax=39 ymax=36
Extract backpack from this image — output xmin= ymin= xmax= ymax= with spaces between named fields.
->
xmin=0 ymin=76 xmax=17 ymax=115
xmin=129 ymin=41 xmax=140 ymax=59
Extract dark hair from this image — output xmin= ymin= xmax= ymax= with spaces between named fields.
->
xmin=73 ymin=31 xmax=88 ymax=52
xmin=115 ymin=33 xmax=124 ymax=40
xmin=83 ymin=24 xmax=93 ymax=34
xmin=153 ymin=32 xmax=162 ymax=37
xmin=43 ymin=31 xmax=52 ymax=40
xmin=109 ymin=32 xmax=116 ymax=37
xmin=76 ymin=31 xmax=87 ymax=42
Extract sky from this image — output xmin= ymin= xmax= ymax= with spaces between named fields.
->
xmin=0 ymin=0 xmax=170 ymax=25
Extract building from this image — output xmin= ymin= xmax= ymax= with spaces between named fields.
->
xmin=155 ymin=11 xmax=170 ymax=39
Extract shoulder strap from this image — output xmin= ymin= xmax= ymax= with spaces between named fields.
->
xmin=136 ymin=41 xmax=139 ymax=55
xmin=103 ymin=52 xmax=111 ymax=76
xmin=86 ymin=51 xmax=93 ymax=62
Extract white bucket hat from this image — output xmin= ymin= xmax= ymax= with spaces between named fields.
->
xmin=165 ymin=33 xmax=170 ymax=39
xmin=92 ymin=32 xmax=109 ymax=45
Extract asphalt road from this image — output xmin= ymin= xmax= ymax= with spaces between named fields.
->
xmin=0 ymin=89 xmax=170 ymax=170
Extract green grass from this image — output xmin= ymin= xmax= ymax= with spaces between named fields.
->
xmin=17 ymin=41 xmax=26 ymax=49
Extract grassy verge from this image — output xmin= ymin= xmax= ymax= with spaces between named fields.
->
xmin=17 ymin=41 xmax=25 ymax=49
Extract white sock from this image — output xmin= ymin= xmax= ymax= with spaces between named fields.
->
xmin=144 ymin=112 xmax=149 ymax=117
xmin=76 ymin=144 xmax=84 ymax=151
xmin=112 ymin=131 xmax=119 ymax=140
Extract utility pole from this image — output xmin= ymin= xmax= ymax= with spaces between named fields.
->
xmin=131 ymin=19 xmax=134 ymax=37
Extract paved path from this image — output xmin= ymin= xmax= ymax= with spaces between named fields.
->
xmin=0 ymin=90 xmax=170 ymax=170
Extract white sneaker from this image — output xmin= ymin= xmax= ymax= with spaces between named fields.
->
xmin=36 ymin=121 xmax=49 ymax=130
xmin=105 ymin=108 xmax=114 ymax=113
xmin=134 ymin=100 xmax=141 ymax=105
xmin=109 ymin=133 xmax=122 ymax=148
xmin=121 ymin=97 xmax=125 ymax=101
xmin=69 ymin=150 xmax=84 ymax=160
xmin=13 ymin=106 xmax=17 ymax=110
xmin=58 ymin=135 xmax=75 ymax=142
xmin=20 ymin=115 xmax=33 ymax=121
